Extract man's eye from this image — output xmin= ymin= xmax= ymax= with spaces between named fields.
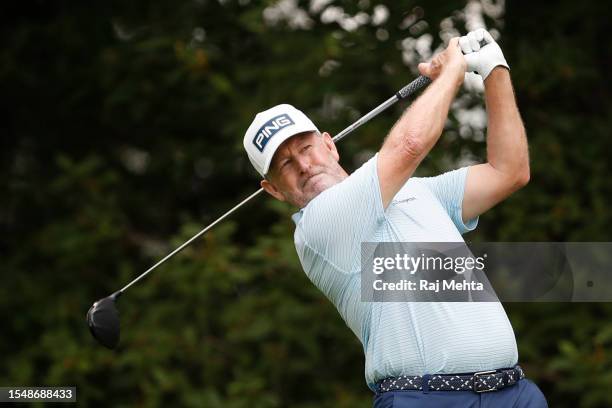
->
xmin=302 ymin=145 xmax=312 ymax=152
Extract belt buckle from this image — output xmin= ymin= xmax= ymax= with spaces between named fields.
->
xmin=473 ymin=370 xmax=497 ymax=393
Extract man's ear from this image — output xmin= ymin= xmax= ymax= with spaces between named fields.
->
xmin=261 ymin=178 xmax=286 ymax=202
xmin=321 ymin=131 xmax=340 ymax=161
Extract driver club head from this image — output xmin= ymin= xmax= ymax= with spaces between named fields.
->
xmin=87 ymin=291 xmax=122 ymax=349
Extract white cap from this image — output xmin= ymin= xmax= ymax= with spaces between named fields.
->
xmin=243 ymin=104 xmax=319 ymax=177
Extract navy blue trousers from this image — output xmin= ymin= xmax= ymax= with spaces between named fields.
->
xmin=373 ymin=379 xmax=548 ymax=408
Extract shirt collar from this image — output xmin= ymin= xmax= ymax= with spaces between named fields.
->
xmin=291 ymin=208 xmax=304 ymax=224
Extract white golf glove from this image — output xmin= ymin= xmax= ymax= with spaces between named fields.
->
xmin=460 ymin=28 xmax=509 ymax=80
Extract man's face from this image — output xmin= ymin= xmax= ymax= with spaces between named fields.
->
xmin=261 ymin=131 xmax=347 ymax=208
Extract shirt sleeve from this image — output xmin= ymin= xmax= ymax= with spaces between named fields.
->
xmin=295 ymin=154 xmax=386 ymax=274
xmin=420 ymin=166 xmax=478 ymax=235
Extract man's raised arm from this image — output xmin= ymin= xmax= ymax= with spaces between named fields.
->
xmin=460 ymin=30 xmax=530 ymax=223
xmin=377 ymin=38 xmax=466 ymax=209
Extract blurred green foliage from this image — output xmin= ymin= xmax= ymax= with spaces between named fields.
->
xmin=1 ymin=0 xmax=611 ymax=407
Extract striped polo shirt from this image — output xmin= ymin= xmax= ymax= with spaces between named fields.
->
xmin=291 ymin=154 xmax=518 ymax=391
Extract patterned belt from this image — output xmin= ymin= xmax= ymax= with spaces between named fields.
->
xmin=376 ymin=365 xmax=525 ymax=393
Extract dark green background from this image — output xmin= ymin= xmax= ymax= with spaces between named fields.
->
xmin=2 ymin=0 xmax=611 ymax=406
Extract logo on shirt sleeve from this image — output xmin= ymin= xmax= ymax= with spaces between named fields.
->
xmin=252 ymin=114 xmax=294 ymax=152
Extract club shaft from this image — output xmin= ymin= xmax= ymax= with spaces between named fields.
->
xmin=119 ymin=188 xmax=264 ymax=293
xmin=119 ymin=75 xmax=432 ymax=294
xmin=332 ymin=95 xmax=398 ymax=143
xmin=332 ymin=75 xmax=431 ymax=143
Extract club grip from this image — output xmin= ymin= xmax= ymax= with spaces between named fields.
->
xmin=395 ymin=38 xmax=489 ymax=100
xmin=396 ymin=75 xmax=432 ymax=99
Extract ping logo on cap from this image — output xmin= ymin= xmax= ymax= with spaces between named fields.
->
xmin=252 ymin=114 xmax=294 ymax=152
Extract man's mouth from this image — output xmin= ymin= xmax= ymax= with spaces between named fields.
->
xmin=303 ymin=173 xmax=322 ymax=188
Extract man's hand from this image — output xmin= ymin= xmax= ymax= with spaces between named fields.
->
xmin=460 ymin=28 xmax=509 ymax=80
xmin=417 ymin=37 xmax=466 ymax=85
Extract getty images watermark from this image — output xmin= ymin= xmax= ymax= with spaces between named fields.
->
xmin=372 ymin=251 xmax=486 ymax=291
xmin=361 ymin=242 xmax=612 ymax=302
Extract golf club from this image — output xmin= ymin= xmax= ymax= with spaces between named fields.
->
xmin=86 ymin=74 xmax=435 ymax=349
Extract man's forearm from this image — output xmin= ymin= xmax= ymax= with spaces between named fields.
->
xmin=386 ymin=71 xmax=462 ymax=160
xmin=376 ymin=70 xmax=462 ymax=207
xmin=484 ymin=68 xmax=530 ymax=182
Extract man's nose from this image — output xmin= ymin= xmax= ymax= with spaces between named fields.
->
xmin=295 ymin=155 xmax=311 ymax=174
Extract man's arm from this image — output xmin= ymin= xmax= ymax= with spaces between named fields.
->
xmin=462 ymin=68 xmax=530 ymax=222
xmin=378 ymin=38 xmax=466 ymax=209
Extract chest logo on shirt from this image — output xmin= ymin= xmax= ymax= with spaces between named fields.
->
xmin=392 ymin=197 xmax=416 ymax=205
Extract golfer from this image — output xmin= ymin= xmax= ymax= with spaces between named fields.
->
xmin=243 ymin=29 xmax=547 ymax=407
